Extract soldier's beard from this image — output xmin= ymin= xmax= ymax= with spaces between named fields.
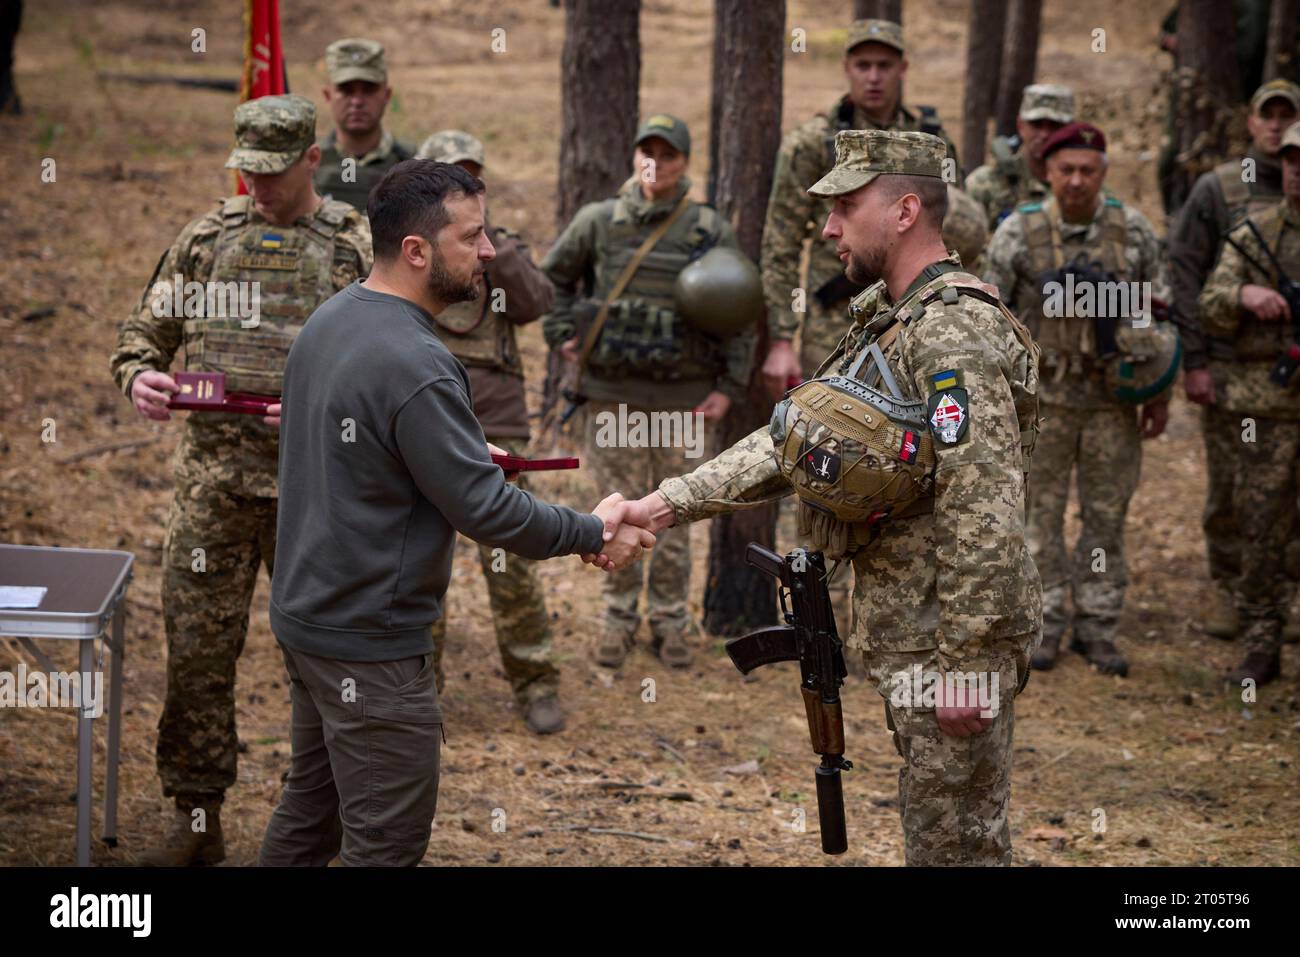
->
xmin=428 ymin=253 xmax=480 ymax=305
xmin=845 ymin=246 xmax=887 ymax=286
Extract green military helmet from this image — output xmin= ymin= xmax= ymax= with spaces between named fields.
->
xmin=673 ymin=245 xmax=764 ymax=337
xmin=1107 ymin=321 xmax=1181 ymax=404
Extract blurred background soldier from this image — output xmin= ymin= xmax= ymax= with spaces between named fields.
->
xmin=759 ymin=18 xmax=960 ymax=400
xmin=414 ymin=131 xmax=567 ymax=734
xmin=315 ymin=38 xmax=412 ymax=212
xmin=109 ymin=94 xmax=372 ymax=865
xmin=967 ymin=84 xmax=1075 ymax=231
xmin=1198 ymin=121 xmax=1300 ymax=687
xmin=542 ymin=114 xmax=755 ymax=669
xmin=1170 ymin=79 xmax=1300 ymax=641
xmin=983 ymin=123 xmax=1172 ymax=678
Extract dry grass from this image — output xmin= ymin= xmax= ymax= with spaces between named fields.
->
xmin=0 ymin=0 xmax=1296 ymax=867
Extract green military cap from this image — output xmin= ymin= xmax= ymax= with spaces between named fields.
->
xmin=416 ymin=129 xmax=487 ymax=168
xmin=325 ymin=37 xmax=388 ymax=86
xmin=634 ymin=113 xmax=690 ymax=155
xmin=808 ymin=129 xmax=946 ymax=197
xmin=1251 ymin=78 xmax=1300 ymax=114
xmin=224 ymin=94 xmax=316 ymax=174
xmin=845 ymin=19 xmax=904 ymax=55
xmin=1281 ymin=121 xmax=1300 ymax=154
xmin=1019 ymin=83 xmax=1075 ymax=124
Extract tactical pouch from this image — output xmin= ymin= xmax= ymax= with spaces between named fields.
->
xmin=588 ymin=297 xmax=686 ymax=377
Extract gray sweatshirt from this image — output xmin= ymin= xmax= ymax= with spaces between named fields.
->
xmin=271 ymin=282 xmax=604 ymax=661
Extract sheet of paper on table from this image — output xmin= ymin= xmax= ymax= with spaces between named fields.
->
xmin=0 ymin=586 xmax=48 ymax=609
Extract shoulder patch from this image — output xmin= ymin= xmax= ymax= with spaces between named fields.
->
xmin=927 ymin=388 xmax=970 ymax=446
xmin=1104 ymin=196 xmax=1123 ymax=208
xmin=931 ymin=369 xmax=961 ymax=391
xmin=1017 ymin=201 xmax=1043 ymax=213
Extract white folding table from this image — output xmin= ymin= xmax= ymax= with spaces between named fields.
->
xmin=0 ymin=544 xmax=133 ymax=866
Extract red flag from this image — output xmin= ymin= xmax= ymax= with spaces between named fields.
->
xmin=236 ymin=0 xmax=289 ymax=193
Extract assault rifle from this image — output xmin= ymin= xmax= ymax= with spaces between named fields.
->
xmin=1036 ymin=250 xmax=1122 ymax=358
xmin=725 ymin=544 xmax=852 ymax=854
xmin=1221 ymin=219 xmax=1300 ymax=387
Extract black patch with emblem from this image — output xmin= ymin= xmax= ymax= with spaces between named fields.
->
xmin=798 ymin=441 xmax=841 ymax=483
xmin=926 ymin=387 xmax=970 ymax=447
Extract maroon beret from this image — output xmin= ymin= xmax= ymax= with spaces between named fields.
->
xmin=1042 ymin=122 xmax=1107 ymax=161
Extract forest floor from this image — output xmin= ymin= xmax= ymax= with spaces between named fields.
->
xmin=0 ymin=0 xmax=1295 ymax=866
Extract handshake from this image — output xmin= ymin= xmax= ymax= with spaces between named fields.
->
xmin=582 ymin=491 xmax=678 ymax=572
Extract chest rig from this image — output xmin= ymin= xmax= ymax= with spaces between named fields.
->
xmin=1019 ymin=197 xmax=1128 ymax=375
xmin=435 ymin=277 xmax=522 ymax=376
xmin=183 ymin=195 xmax=349 ymax=395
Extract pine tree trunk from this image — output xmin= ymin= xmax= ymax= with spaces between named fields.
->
xmin=994 ymin=0 xmax=1042 ymax=138
xmin=1264 ymin=0 xmax=1299 ymax=83
xmin=1173 ymin=0 xmax=1240 ymax=210
xmin=961 ymin=0 xmax=1008 ymax=172
xmin=702 ymin=0 xmax=786 ymax=637
xmin=852 ymin=0 xmax=901 ymax=22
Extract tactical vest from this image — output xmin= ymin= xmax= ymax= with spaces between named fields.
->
xmin=771 ymin=270 xmax=1039 ymax=559
xmin=435 ymin=278 xmax=522 ymax=376
xmin=1227 ymin=205 xmax=1297 ymax=362
xmin=1019 ymin=197 xmax=1129 ymax=370
xmin=183 ymin=195 xmax=350 ymax=395
xmin=1215 ymin=160 xmax=1281 ymax=226
xmin=585 ymin=194 xmax=726 ymax=380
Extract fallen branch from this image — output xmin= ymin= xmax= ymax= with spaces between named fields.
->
xmin=53 ymin=436 xmax=160 ymax=465
xmin=555 ymin=825 xmax=670 ymax=843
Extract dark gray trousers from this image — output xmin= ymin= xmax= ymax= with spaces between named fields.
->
xmin=258 ymin=643 xmax=443 ymax=866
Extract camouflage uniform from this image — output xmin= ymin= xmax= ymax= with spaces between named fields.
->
xmin=416 ymin=130 xmax=560 ymax=707
xmin=542 ymin=115 xmax=751 ymax=653
xmin=659 ymin=130 xmax=1041 ymax=865
xmin=1200 ymin=194 xmax=1300 ymax=669
xmin=314 ymin=39 xmax=413 ymax=212
xmin=1169 ymin=81 xmax=1298 ymax=618
xmin=983 ymin=190 xmax=1167 ymax=662
xmin=109 ymin=95 xmax=373 ymax=804
xmin=965 ymin=85 xmax=1075 ymax=231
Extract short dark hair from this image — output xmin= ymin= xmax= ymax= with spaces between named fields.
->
xmin=368 ymin=159 xmax=485 ymax=261
xmin=876 ymin=174 xmax=948 ymax=231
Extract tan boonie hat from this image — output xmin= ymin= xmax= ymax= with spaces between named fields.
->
xmin=224 ymin=94 xmax=316 ymax=174
xmin=416 ymin=129 xmax=487 ymax=168
xmin=634 ymin=113 xmax=691 ymax=155
xmin=808 ymin=129 xmax=946 ymax=197
xmin=326 ymin=38 xmax=387 ymax=86
xmin=845 ymin=19 xmax=904 ymax=55
xmin=1251 ymin=78 xmax=1300 ymax=114
xmin=1019 ymin=84 xmax=1075 ymax=124
xmin=1280 ymin=121 xmax=1300 ymax=154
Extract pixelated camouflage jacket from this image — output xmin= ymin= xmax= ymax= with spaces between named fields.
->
xmin=659 ymin=257 xmax=1041 ymax=673
xmin=109 ymin=198 xmax=372 ymax=497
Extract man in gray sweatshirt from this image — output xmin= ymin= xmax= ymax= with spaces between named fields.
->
xmin=259 ymin=160 xmax=653 ymax=866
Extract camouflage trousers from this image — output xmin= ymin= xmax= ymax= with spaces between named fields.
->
xmin=873 ymin=643 xmax=1032 ymax=866
xmin=158 ymin=477 xmax=277 ymax=801
xmin=1026 ymin=402 xmax=1141 ymax=646
xmin=1231 ymin=415 xmax=1300 ymax=656
xmin=430 ymin=436 xmax=557 ymax=706
xmin=582 ymin=400 xmax=710 ymax=643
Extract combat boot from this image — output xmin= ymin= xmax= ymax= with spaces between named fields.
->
xmin=1226 ymin=651 xmax=1281 ymax=688
xmin=1203 ymin=585 xmax=1238 ymax=640
xmin=138 ymin=796 xmax=224 ymax=866
xmin=655 ymin=631 xmax=693 ymax=669
xmin=592 ymin=630 xmax=634 ymax=668
xmin=1071 ymin=637 xmax=1129 ymax=677
xmin=1030 ymin=632 xmax=1062 ymax=670
xmin=523 ymin=694 xmax=567 ymax=735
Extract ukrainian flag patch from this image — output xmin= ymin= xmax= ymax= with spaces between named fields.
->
xmin=260 ymin=233 xmax=284 ymax=249
xmin=931 ymin=369 xmax=959 ymax=391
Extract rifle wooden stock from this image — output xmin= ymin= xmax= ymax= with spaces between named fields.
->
xmin=800 ymin=686 xmax=846 ymax=756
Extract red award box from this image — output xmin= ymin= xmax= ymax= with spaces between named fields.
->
xmin=168 ymin=372 xmax=276 ymax=416
xmin=490 ymin=453 xmax=579 ymax=472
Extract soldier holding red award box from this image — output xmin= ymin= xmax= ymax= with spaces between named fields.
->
xmin=108 ymin=94 xmax=372 ymax=866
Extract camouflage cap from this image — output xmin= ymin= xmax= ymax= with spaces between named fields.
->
xmin=1019 ymin=83 xmax=1075 ymax=124
xmin=808 ymin=129 xmax=946 ymax=197
xmin=845 ymin=19 xmax=904 ymax=55
xmin=1251 ymin=78 xmax=1300 ymax=114
xmin=415 ymin=129 xmax=487 ymax=168
xmin=634 ymin=113 xmax=690 ymax=155
xmin=224 ymin=94 xmax=316 ymax=174
xmin=1281 ymin=121 xmax=1300 ymax=154
xmin=326 ymin=38 xmax=387 ymax=86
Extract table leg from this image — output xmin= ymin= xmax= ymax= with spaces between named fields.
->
xmin=103 ymin=607 xmax=124 ymax=847
xmin=76 ymin=637 xmax=93 ymax=867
